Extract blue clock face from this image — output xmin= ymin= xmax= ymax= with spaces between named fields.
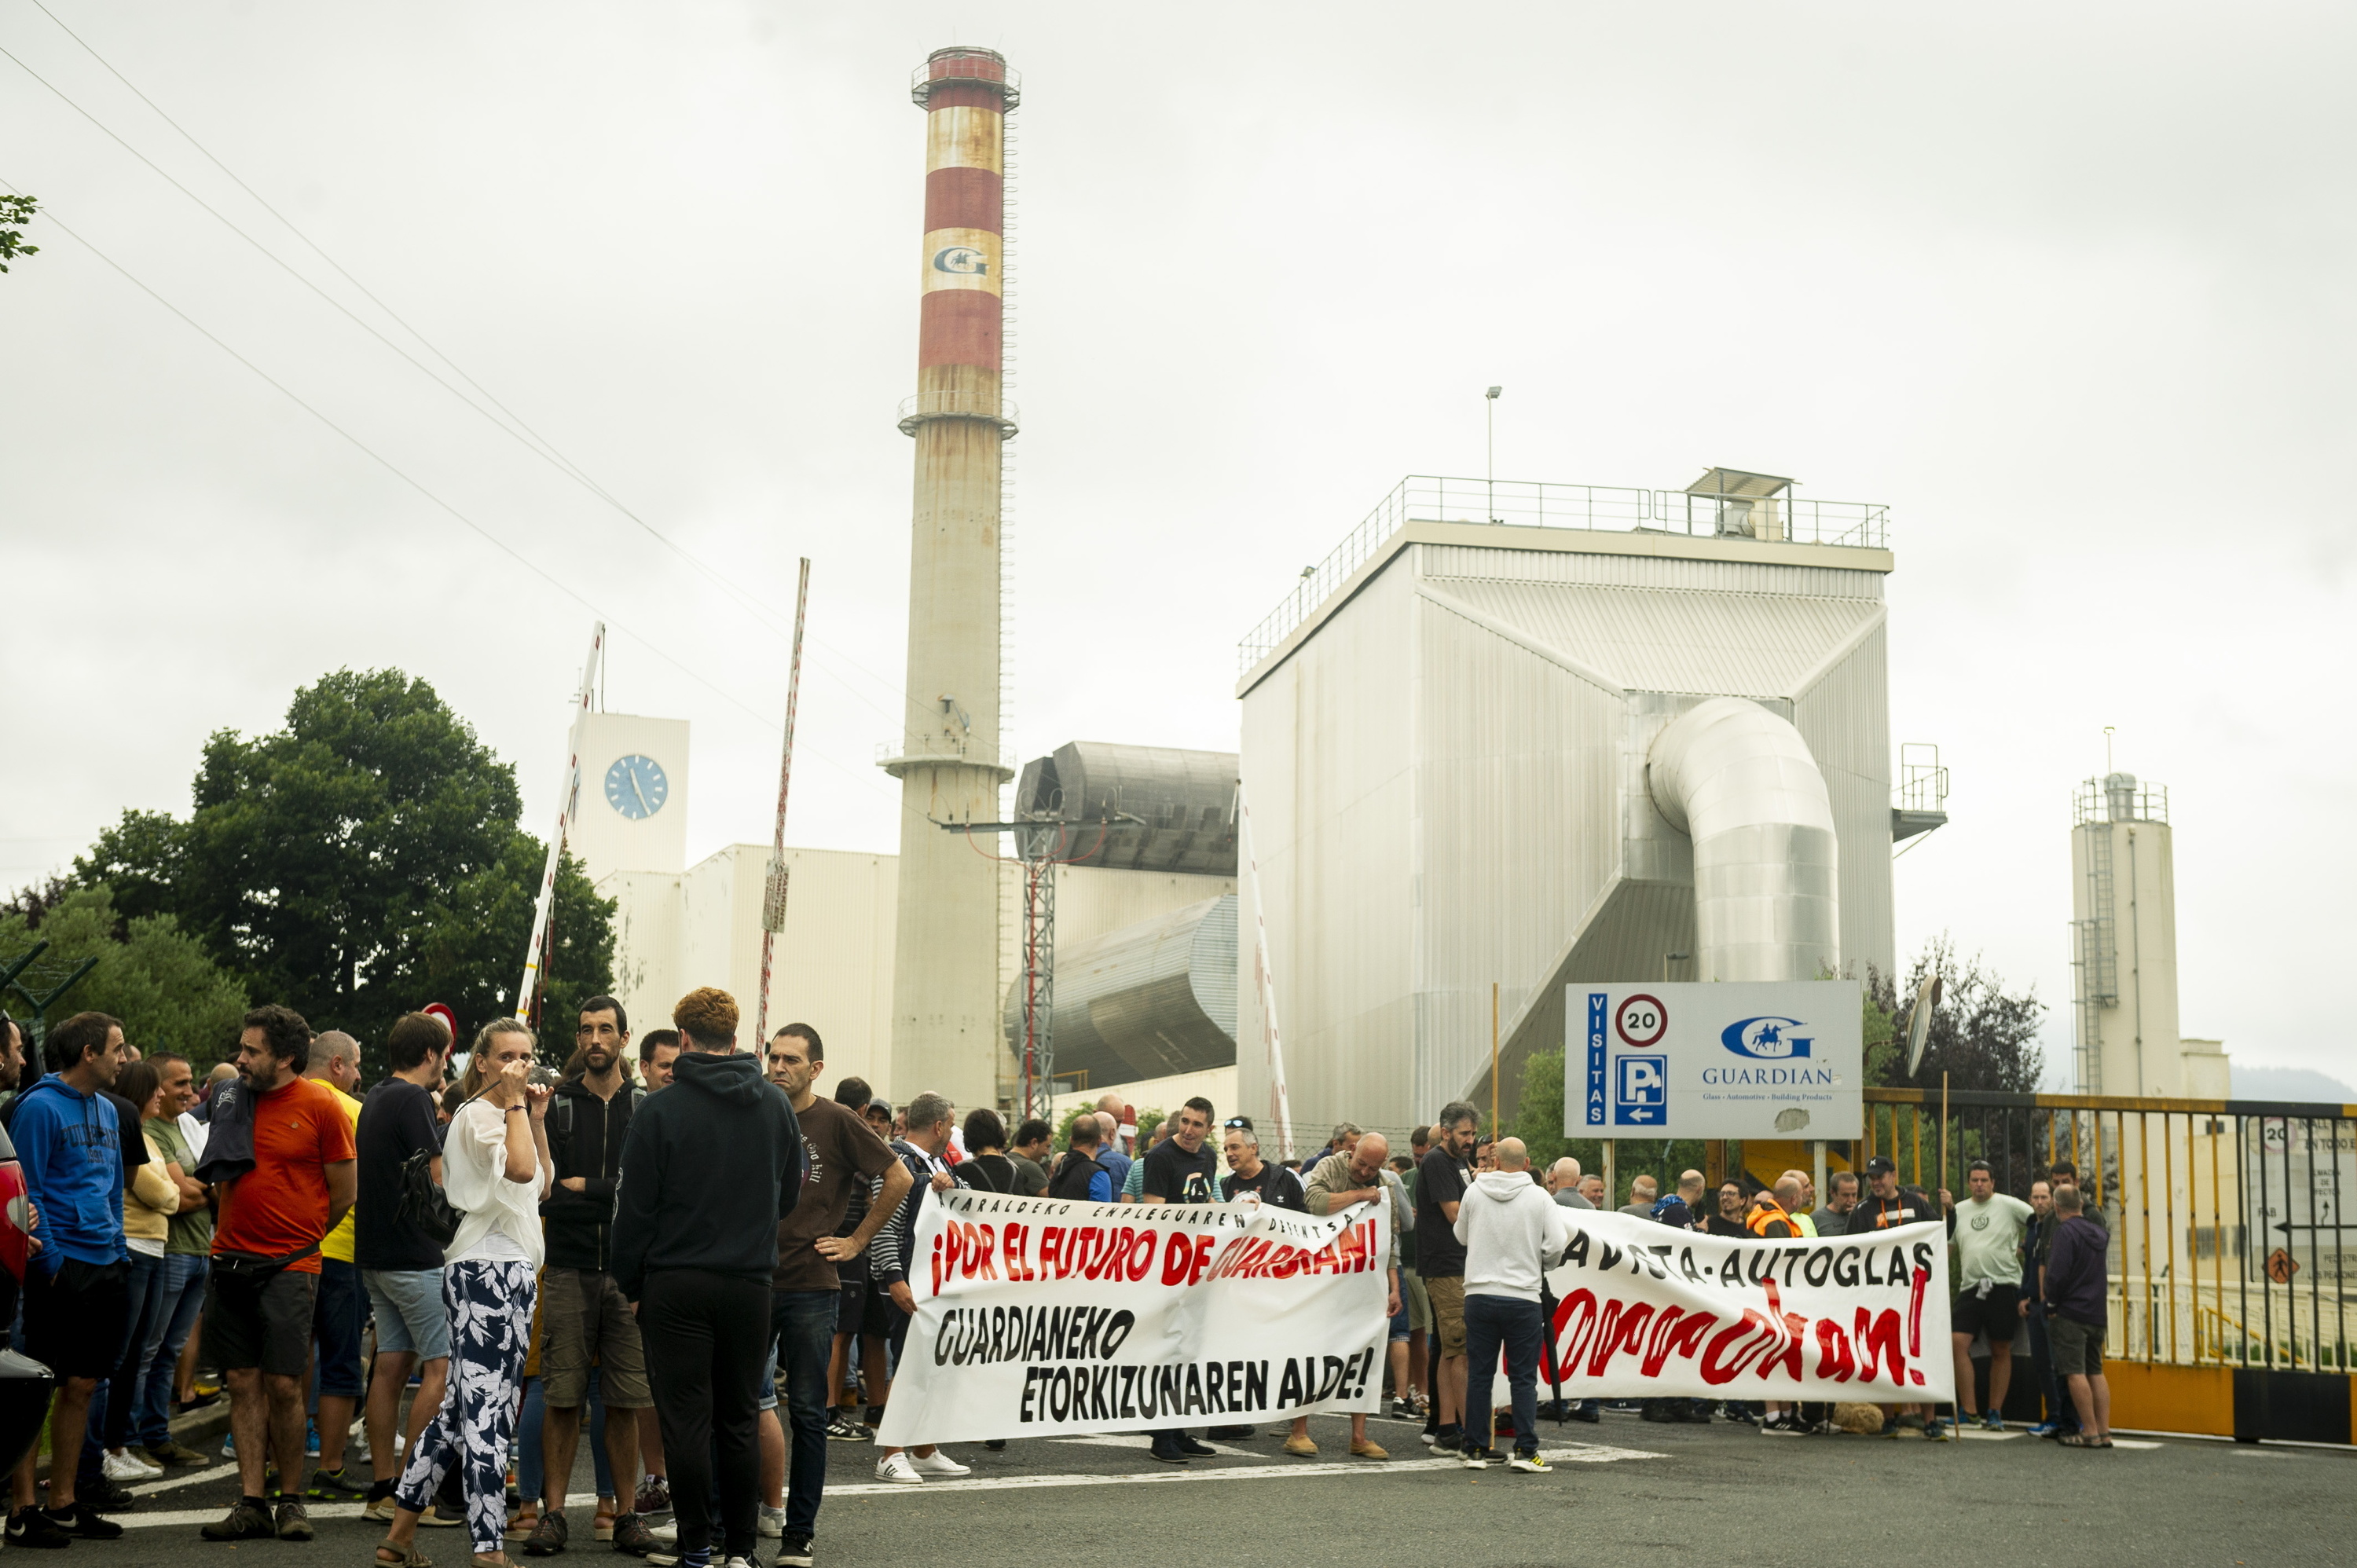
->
xmin=604 ymin=754 xmax=669 ymax=820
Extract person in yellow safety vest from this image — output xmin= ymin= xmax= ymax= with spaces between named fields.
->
xmin=1776 ymin=1171 xmax=1820 ymax=1237
xmin=1747 ymin=1180 xmax=1808 ymax=1435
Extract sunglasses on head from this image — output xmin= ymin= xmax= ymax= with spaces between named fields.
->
xmin=1223 ymin=1118 xmax=1252 ymax=1129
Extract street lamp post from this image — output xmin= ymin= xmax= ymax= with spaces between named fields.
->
xmin=1485 ymin=385 xmax=1502 ymax=522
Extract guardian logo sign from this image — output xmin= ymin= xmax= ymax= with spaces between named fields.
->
xmin=1722 ymin=1017 xmax=1813 ymax=1060
xmin=1566 ymin=981 xmax=1860 ymax=1140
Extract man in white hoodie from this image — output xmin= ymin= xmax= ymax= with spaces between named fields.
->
xmin=1451 ymin=1138 xmax=1578 ymax=1473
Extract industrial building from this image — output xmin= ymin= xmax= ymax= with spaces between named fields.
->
xmin=1235 ymin=471 xmax=1907 ymax=1140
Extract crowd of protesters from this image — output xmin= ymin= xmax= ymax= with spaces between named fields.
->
xmin=0 ymin=998 xmax=2123 ymax=1565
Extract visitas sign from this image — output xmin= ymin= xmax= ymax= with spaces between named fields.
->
xmin=1563 ymin=980 xmax=1863 ymax=1141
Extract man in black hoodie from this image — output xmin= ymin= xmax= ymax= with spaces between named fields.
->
xmin=528 ymin=995 xmax=654 ymax=1558
xmin=611 ymin=988 xmax=803 ymax=1568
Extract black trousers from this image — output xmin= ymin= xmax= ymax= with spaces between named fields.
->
xmin=642 ymin=1270 xmax=771 ymax=1558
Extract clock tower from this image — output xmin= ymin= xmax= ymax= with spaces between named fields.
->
xmin=568 ymin=711 xmax=690 ymax=881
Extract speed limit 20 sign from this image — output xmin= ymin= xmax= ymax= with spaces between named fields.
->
xmin=1569 ymin=980 xmax=1863 ymax=1140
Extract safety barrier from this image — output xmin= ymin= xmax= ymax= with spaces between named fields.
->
xmin=1858 ymin=1086 xmax=2355 ymax=1444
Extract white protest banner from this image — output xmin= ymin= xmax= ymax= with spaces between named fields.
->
xmin=1516 ymin=1211 xmax=1953 ymax=1402
xmin=874 ymin=1188 xmax=1390 ymax=1447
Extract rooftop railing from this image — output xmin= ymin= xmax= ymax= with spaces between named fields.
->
xmin=1237 ymin=474 xmax=1890 ymax=674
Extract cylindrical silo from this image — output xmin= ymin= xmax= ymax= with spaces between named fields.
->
xmin=883 ymin=47 xmax=1019 ymax=1109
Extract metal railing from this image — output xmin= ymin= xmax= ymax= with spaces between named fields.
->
xmin=1237 ymin=474 xmax=1890 ymax=674
xmin=1859 ymin=1086 xmax=2354 ymax=1376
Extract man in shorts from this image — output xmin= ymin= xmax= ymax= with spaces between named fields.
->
xmin=1415 ymin=1102 xmax=1479 ymax=1453
xmin=1948 ymin=1158 xmax=2033 ymax=1431
xmin=301 ymin=1031 xmax=369 ymax=1499
xmin=5 ymin=1012 xmax=134 ymax=1545
xmin=527 ymin=996 xmax=656 ymax=1557
xmin=355 ymin=1013 xmax=456 ymax=1521
xmin=200 ymin=1006 xmax=357 ymax=1544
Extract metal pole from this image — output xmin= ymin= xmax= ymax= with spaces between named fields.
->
xmin=515 ymin=622 xmax=604 ymax=1020
xmin=754 ymin=559 xmax=812 ymax=1046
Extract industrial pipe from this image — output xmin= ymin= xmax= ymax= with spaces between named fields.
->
xmin=1647 ymin=698 xmax=1841 ymax=983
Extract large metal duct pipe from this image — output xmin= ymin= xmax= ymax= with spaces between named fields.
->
xmin=1647 ymin=698 xmax=1840 ymax=983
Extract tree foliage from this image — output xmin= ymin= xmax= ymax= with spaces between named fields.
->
xmin=0 ymin=887 xmax=248 ymax=1064
xmin=0 ymin=193 xmax=37 ymax=273
xmin=46 ymin=669 xmax=612 ymax=1071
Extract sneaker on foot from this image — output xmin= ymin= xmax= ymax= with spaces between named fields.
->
xmin=1508 ymin=1452 xmax=1552 ymax=1474
xmin=1460 ymin=1447 xmax=1494 ymax=1469
xmin=143 ymin=1439 xmax=212 ymax=1468
xmin=101 ymin=1448 xmax=163 ymax=1482
xmin=4 ymin=1507 xmax=74 ymax=1549
xmin=824 ymin=1412 xmax=867 ymax=1442
xmin=203 ymin=1499 xmax=278 ymax=1541
xmin=874 ymin=1453 xmax=922 ymax=1484
xmin=610 ymin=1513 xmax=658 ymax=1557
xmin=776 ymin=1533 xmax=814 ymax=1568
xmin=1146 ymin=1441 xmax=1189 ymax=1465
xmin=907 ymin=1451 xmax=970 ymax=1477
xmin=309 ymin=1466 xmax=372 ymax=1500
xmin=1984 ymin=1412 xmax=2006 ymax=1432
xmin=365 ymin=1493 xmax=401 ymax=1523
xmin=53 ymin=1505 xmax=125 ymax=1542
xmin=305 ymin=1420 xmax=322 ymax=1459
xmin=757 ymin=1505 xmax=784 ymax=1540
xmin=632 ymin=1476 xmax=671 ymax=1517
xmin=276 ymin=1497 xmax=316 ymax=1541
xmin=417 ymin=1502 xmax=468 ymax=1527
xmin=1175 ymin=1437 xmax=1217 ymax=1458
xmin=524 ymin=1510 xmax=570 ymax=1556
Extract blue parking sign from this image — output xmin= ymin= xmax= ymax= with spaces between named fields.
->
xmin=1615 ymin=1055 xmax=1666 ymax=1125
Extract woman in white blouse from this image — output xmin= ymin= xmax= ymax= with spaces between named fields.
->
xmin=377 ymin=1020 xmax=552 ymax=1568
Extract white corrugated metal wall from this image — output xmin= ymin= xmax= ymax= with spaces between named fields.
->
xmin=1241 ymin=522 xmax=1894 ymax=1141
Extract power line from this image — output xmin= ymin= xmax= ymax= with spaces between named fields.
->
xmin=3 ymin=181 xmax=914 ymax=821
xmin=2 ymin=18 xmax=940 ymax=740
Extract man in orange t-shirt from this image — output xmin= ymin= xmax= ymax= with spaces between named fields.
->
xmin=200 ymin=1006 xmax=357 ymax=1544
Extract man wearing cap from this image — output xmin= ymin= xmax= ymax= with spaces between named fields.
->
xmin=1849 ymin=1154 xmax=1952 ymax=1438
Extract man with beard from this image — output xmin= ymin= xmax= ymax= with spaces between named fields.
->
xmin=526 ymin=996 xmax=658 ymax=1558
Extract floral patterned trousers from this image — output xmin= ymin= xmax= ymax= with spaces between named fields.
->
xmin=397 ymin=1259 xmax=537 ymax=1555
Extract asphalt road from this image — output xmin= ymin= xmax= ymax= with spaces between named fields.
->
xmin=50 ymin=1408 xmax=2352 ymax=1568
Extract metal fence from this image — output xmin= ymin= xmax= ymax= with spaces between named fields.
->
xmin=1237 ymin=474 xmax=1890 ymax=673
xmin=1860 ymin=1086 xmax=2354 ymax=1376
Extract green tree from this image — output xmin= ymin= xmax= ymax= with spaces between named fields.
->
xmin=1871 ymin=938 xmax=2044 ymax=1094
xmin=0 ymin=193 xmax=37 ymax=273
xmin=60 ymin=669 xmax=612 ymax=1067
xmin=0 ymin=887 xmax=247 ymax=1065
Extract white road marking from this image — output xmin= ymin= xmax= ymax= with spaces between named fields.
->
xmin=104 ymin=1504 xmax=368 ymax=1530
xmin=828 ymin=1443 xmax=1660 ymax=1497
xmin=126 ymin=1461 xmax=240 ymax=1496
xmin=1049 ymin=1434 xmax=1258 ymax=1457
xmin=1956 ymin=1428 xmax=2023 ymax=1442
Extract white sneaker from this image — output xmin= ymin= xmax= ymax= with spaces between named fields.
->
xmin=102 ymin=1448 xmax=163 ymax=1481
xmin=907 ymin=1450 xmax=970 ymax=1477
xmin=757 ymin=1505 xmax=784 ymax=1539
xmin=646 ymin=1522 xmax=678 ymax=1546
xmin=874 ymin=1452 xmax=923 ymax=1484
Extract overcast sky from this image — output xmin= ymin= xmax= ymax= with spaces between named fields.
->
xmin=5 ymin=2 xmax=2351 ymax=1088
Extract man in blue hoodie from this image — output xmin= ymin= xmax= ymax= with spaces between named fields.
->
xmin=5 ymin=1012 xmax=131 ymax=1546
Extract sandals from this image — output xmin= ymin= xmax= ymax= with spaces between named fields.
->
xmin=593 ymin=1507 xmax=618 ymax=1542
xmin=376 ymin=1540 xmax=433 ymax=1568
xmin=2057 ymin=1432 xmax=2108 ymax=1448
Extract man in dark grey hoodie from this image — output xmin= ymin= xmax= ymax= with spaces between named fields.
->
xmin=611 ymin=988 xmax=803 ymax=1568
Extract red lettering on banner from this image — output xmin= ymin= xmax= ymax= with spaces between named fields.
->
xmin=1642 ymin=1307 xmax=1716 ymax=1376
xmin=1699 ymin=1317 xmax=1780 ymax=1385
xmin=1905 ymin=1266 xmax=1928 ymax=1384
xmin=1039 ymin=1226 xmax=1063 ymax=1277
xmin=1754 ymin=1282 xmax=1805 ymax=1382
xmin=973 ymin=1223 xmax=999 ymax=1281
xmin=930 ymin=1231 xmax=945 ymax=1296
xmin=1584 ymin=1301 xmax=1654 ymax=1376
xmin=1161 ymin=1232 xmax=1194 ymax=1285
xmin=1853 ymin=1307 xmax=1905 ymax=1385
xmin=1190 ymin=1233 xmax=1215 ymax=1286
xmin=1814 ymin=1316 xmax=1855 ymax=1381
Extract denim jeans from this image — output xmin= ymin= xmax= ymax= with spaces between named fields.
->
xmin=133 ymin=1254 xmax=209 ymax=1448
xmin=519 ymin=1368 xmax=614 ymax=1502
xmin=771 ymin=1290 xmax=835 ymax=1538
xmin=80 ymin=1250 xmax=170 ymax=1478
xmin=1462 ymin=1293 xmax=1544 ymax=1458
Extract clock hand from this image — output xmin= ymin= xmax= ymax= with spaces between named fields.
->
xmin=629 ymin=769 xmax=651 ymax=813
